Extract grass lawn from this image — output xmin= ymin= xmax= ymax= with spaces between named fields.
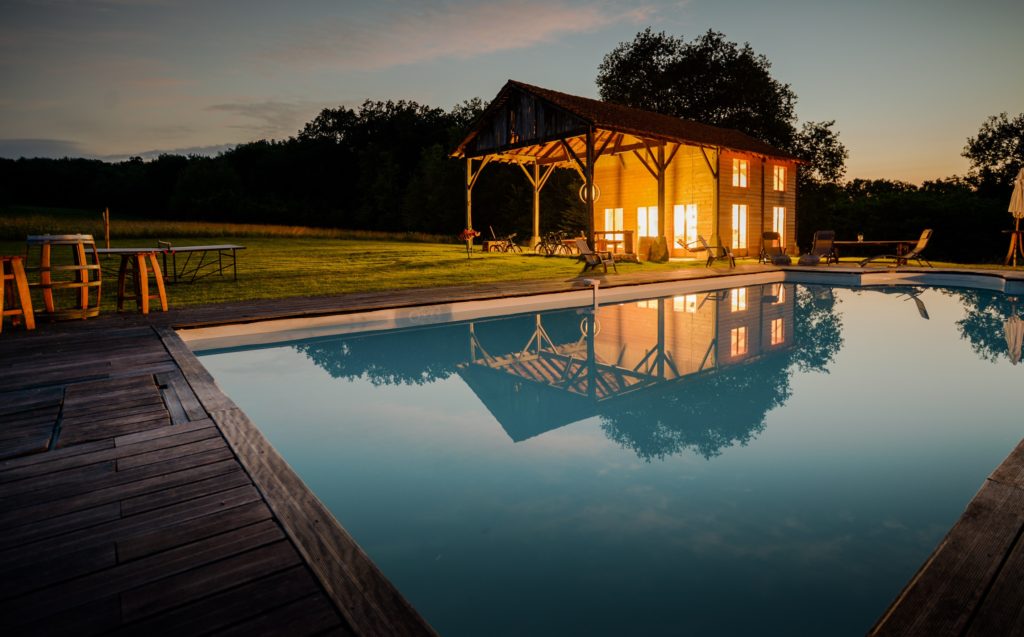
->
xmin=1 ymin=206 xmax=1017 ymax=312
xmin=0 ymin=208 xmax=704 ymax=310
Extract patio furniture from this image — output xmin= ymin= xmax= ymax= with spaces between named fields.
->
xmin=1 ymin=256 xmax=35 ymax=333
xmin=24 ymin=234 xmax=102 ymax=320
xmin=691 ymin=235 xmax=735 ymax=268
xmin=801 ymin=230 xmax=837 ymax=266
xmin=759 ymin=231 xmax=791 ymax=265
xmin=116 ymin=251 xmax=168 ymax=314
xmin=860 ymin=229 xmax=933 ymax=268
xmin=574 ymin=238 xmax=617 ymax=274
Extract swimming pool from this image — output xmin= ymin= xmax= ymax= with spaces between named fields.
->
xmin=196 ymin=281 xmax=1023 ymax=636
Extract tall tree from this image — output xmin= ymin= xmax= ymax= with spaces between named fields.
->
xmin=597 ymin=28 xmax=798 ymax=148
xmin=791 ymin=120 xmax=848 ymax=188
xmin=963 ymin=112 xmax=1024 ymax=193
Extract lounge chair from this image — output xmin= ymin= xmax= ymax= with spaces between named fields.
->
xmin=759 ymin=231 xmax=792 ymax=266
xmin=689 ymin=235 xmax=735 ymax=268
xmin=798 ymin=230 xmax=837 ymax=266
xmin=860 ymin=229 xmax=933 ymax=268
xmin=574 ymin=238 xmax=617 ymax=274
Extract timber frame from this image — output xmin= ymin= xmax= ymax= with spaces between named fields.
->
xmin=452 ymin=80 xmax=800 ymax=257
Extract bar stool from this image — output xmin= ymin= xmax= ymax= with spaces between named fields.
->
xmin=117 ymin=251 xmax=168 ymax=314
xmin=1 ymin=256 xmax=36 ymax=333
xmin=24 ymin=234 xmax=102 ymax=320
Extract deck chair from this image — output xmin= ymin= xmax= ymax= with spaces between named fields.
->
xmin=574 ymin=238 xmax=617 ymax=274
xmin=799 ymin=230 xmax=837 ymax=266
xmin=759 ymin=231 xmax=791 ymax=265
xmin=860 ymin=229 xmax=933 ymax=268
xmin=694 ymin=235 xmax=735 ymax=268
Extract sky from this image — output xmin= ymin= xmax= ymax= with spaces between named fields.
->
xmin=0 ymin=0 xmax=1021 ymax=183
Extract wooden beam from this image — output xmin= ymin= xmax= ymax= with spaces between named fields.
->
xmin=700 ymin=146 xmax=718 ymax=178
xmin=560 ymin=139 xmax=586 ymax=174
xmin=663 ymin=143 xmax=680 ymax=171
xmin=631 ymin=149 xmax=659 ymax=180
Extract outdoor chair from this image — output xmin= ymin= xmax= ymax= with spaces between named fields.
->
xmin=860 ymin=229 xmax=933 ymax=268
xmin=759 ymin=231 xmax=791 ymax=266
xmin=574 ymin=238 xmax=617 ymax=274
xmin=679 ymin=235 xmax=737 ymax=268
xmin=798 ymin=230 xmax=837 ymax=266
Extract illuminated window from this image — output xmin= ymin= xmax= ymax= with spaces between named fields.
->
xmin=604 ymin=208 xmax=624 ymax=247
xmin=771 ymin=318 xmax=784 ymax=345
xmin=673 ymin=294 xmax=698 ymax=313
xmin=637 ymin=206 xmax=659 ymax=238
xmin=731 ymin=287 xmax=747 ymax=312
xmin=730 ymin=326 xmax=748 ymax=357
xmin=773 ymin=165 xmax=786 ymax=191
xmin=636 ymin=299 xmax=658 ymax=309
xmin=772 ymin=206 xmax=786 ymax=246
xmin=673 ymin=203 xmax=698 ymax=250
xmin=731 ymin=204 xmax=747 ymax=249
xmin=732 ymin=158 xmax=748 ymax=187
xmin=773 ymin=283 xmax=786 ymax=305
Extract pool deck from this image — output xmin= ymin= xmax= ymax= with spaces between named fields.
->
xmin=2 ymin=264 xmax=1024 ymax=635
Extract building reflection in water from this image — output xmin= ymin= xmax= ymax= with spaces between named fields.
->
xmin=295 ymin=283 xmax=845 ymax=461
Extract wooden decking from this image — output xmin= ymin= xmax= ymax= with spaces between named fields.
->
xmin=2 ymin=265 xmax=1024 ymax=636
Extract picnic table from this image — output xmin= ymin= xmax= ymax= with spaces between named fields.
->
xmin=97 ymin=242 xmax=245 ymax=283
xmin=833 ymin=239 xmax=914 ymax=259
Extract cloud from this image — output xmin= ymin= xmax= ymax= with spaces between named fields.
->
xmin=267 ymin=0 xmax=657 ymax=71
xmin=100 ymin=143 xmax=236 ymax=162
xmin=0 ymin=138 xmax=87 ymax=159
xmin=206 ymin=100 xmax=322 ymax=138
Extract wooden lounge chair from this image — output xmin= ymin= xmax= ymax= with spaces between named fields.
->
xmin=860 ymin=229 xmax=933 ymax=268
xmin=693 ymin=235 xmax=735 ymax=268
xmin=574 ymin=238 xmax=617 ymax=274
xmin=759 ymin=231 xmax=791 ymax=265
xmin=798 ymin=230 xmax=837 ymax=266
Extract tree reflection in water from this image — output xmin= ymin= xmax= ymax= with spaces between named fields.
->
xmin=293 ymin=284 xmax=845 ymax=461
xmin=945 ymin=289 xmax=1023 ymax=364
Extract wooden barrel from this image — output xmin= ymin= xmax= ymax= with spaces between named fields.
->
xmin=24 ymin=234 xmax=102 ymax=320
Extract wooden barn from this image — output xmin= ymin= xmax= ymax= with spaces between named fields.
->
xmin=452 ymin=80 xmax=800 ymax=260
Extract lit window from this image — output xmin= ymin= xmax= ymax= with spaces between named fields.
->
xmin=637 ymin=206 xmax=659 ymax=238
xmin=673 ymin=203 xmax=698 ymax=250
xmin=731 ymin=204 xmax=747 ymax=249
xmin=773 ymin=165 xmax=786 ymax=191
xmin=604 ymin=207 xmax=624 ymax=248
xmin=771 ymin=318 xmax=785 ymax=345
xmin=732 ymin=158 xmax=748 ymax=188
xmin=773 ymin=283 xmax=786 ymax=305
xmin=673 ymin=294 xmax=698 ymax=313
xmin=772 ymin=206 xmax=786 ymax=247
xmin=731 ymin=287 xmax=747 ymax=312
xmin=636 ymin=299 xmax=658 ymax=309
xmin=730 ymin=326 xmax=748 ymax=357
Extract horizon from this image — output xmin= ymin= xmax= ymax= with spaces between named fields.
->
xmin=2 ymin=0 xmax=1022 ymax=185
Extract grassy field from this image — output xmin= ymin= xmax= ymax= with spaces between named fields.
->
xmin=0 ymin=207 xmax=697 ymax=310
xmin=1 ymin=206 xmax=1016 ymax=312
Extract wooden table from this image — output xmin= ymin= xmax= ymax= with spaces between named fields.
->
xmin=1003 ymin=229 xmax=1023 ymax=267
xmin=98 ymin=244 xmax=244 ymax=283
xmin=593 ymin=230 xmax=635 ymax=255
xmin=834 ymin=239 xmax=914 ymax=259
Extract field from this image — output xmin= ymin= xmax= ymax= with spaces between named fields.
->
xmin=0 ymin=207 xmax=693 ymax=310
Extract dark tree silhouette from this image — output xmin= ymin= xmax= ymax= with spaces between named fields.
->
xmin=963 ymin=112 xmax=1024 ymax=194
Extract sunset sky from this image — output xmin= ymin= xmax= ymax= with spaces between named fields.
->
xmin=1 ymin=0 xmax=1021 ymax=183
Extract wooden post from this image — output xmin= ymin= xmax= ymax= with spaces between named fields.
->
xmin=532 ymin=161 xmax=541 ymax=249
xmin=102 ymin=208 xmax=110 ymax=249
xmin=713 ymin=148 xmax=721 ymax=248
xmin=585 ymin=127 xmax=595 ymax=247
xmin=466 ymin=158 xmax=474 ymax=235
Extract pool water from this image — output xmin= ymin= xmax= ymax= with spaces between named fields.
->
xmin=198 ymin=283 xmax=1024 ymax=636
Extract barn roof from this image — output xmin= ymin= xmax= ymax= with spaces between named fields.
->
xmin=453 ymin=80 xmax=798 ymax=161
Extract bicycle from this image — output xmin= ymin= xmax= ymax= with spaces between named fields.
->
xmin=534 ymin=231 xmax=572 ymax=257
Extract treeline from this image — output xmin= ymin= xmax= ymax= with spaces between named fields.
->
xmin=799 ymin=178 xmax=1011 ymax=263
xmin=0 ymin=99 xmax=587 ymax=238
xmin=0 ymin=100 xmax=1017 ymax=263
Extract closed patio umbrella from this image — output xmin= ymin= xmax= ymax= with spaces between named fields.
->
xmin=1006 ymin=313 xmax=1024 ymax=365
xmin=1008 ymin=168 xmax=1024 ymax=266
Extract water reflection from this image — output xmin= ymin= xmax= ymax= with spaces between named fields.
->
xmin=947 ymin=290 xmax=1024 ymax=365
xmin=295 ymin=283 xmax=846 ymax=460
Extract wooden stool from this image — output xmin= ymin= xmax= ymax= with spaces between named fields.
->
xmin=1 ymin=256 xmax=36 ymax=333
xmin=117 ymin=251 xmax=168 ymax=314
xmin=25 ymin=234 xmax=102 ymax=320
